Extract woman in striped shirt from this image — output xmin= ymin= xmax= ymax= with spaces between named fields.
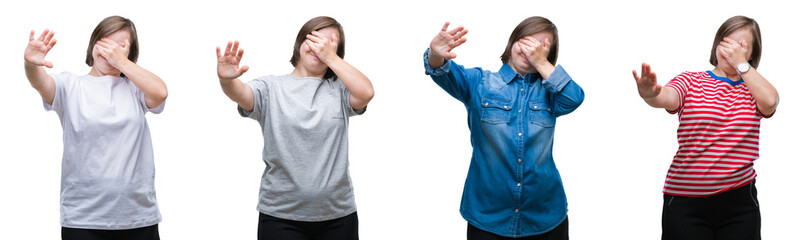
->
xmin=632 ymin=16 xmax=778 ymax=240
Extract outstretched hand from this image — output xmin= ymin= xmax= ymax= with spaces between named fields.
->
xmin=633 ymin=63 xmax=662 ymax=99
xmin=430 ymin=22 xmax=468 ymax=59
xmin=217 ymin=41 xmax=249 ymax=80
xmin=24 ymin=29 xmax=57 ymax=68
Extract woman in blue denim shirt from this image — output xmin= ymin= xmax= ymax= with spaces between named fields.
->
xmin=424 ymin=17 xmax=584 ymax=240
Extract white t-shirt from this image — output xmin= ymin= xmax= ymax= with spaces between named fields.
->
xmin=44 ymin=72 xmax=164 ymax=230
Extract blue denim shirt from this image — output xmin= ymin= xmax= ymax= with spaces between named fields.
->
xmin=423 ymin=49 xmax=584 ymax=237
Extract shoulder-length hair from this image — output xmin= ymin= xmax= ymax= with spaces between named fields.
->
xmin=709 ymin=16 xmax=762 ymax=69
xmin=289 ymin=16 xmax=345 ymax=80
xmin=85 ymin=16 xmax=139 ymax=67
xmin=500 ymin=16 xmax=558 ymax=65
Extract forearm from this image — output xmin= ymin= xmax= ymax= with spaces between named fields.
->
xmin=24 ymin=61 xmax=55 ymax=104
xmin=118 ymin=61 xmax=167 ymax=108
xmin=643 ymin=87 xmax=679 ymax=111
xmin=327 ymin=58 xmax=374 ymax=109
xmin=741 ymin=69 xmax=778 ymax=115
xmin=534 ymin=60 xmax=555 ymax=80
xmin=219 ymin=77 xmax=254 ymax=111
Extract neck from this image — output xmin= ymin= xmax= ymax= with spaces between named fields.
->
xmin=88 ymin=67 xmax=120 ymax=77
xmin=291 ymin=65 xmax=326 ymax=79
xmin=712 ymin=67 xmax=740 ymax=81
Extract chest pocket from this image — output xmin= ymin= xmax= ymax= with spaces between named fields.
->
xmin=480 ymin=97 xmax=513 ymax=124
xmin=528 ymin=100 xmax=555 ymax=127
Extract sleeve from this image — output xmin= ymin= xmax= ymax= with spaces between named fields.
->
xmin=664 ymin=72 xmax=692 ymax=114
xmin=139 ymin=92 xmax=166 ymax=114
xmin=544 ymin=65 xmax=584 ymax=117
xmin=423 ymin=48 xmax=482 ymax=104
xmin=237 ymin=78 xmax=267 ymax=121
xmin=342 ymin=83 xmax=366 ymax=117
xmin=127 ymin=78 xmax=166 ymax=114
xmin=43 ymin=72 xmax=72 ymax=114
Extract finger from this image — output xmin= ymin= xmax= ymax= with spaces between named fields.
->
xmin=632 ymin=70 xmax=639 ymax=81
xmin=307 ymin=33 xmax=325 ymax=43
xmin=447 ymin=52 xmax=457 ymax=59
xmin=216 ymin=46 xmax=222 ymax=58
xmin=232 ymin=40 xmax=240 ymax=55
xmin=453 ymin=28 xmax=468 ymax=40
xmin=29 ymin=30 xmax=35 ymax=41
xmin=48 ymin=39 xmax=57 ymax=49
xmin=240 ymin=65 xmax=250 ymax=74
xmin=441 ymin=21 xmax=450 ymax=32
xmin=237 ymin=48 xmax=244 ymax=59
xmin=447 ymin=25 xmax=465 ymax=36
xmin=38 ymin=29 xmax=49 ymax=41
xmin=225 ymin=41 xmax=233 ymax=55
xmin=44 ymin=30 xmax=55 ymax=44
xmin=44 ymin=60 xmax=53 ymax=68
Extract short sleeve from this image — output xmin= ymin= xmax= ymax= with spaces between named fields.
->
xmin=44 ymin=72 xmax=73 ymax=114
xmin=665 ymin=72 xmax=693 ymax=114
xmin=126 ymin=78 xmax=165 ymax=114
xmin=238 ymin=78 xmax=268 ymax=121
xmin=341 ymin=83 xmax=366 ymax=117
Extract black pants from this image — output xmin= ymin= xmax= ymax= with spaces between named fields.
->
xmin=258 ymin=212 xmax=358 ymax=240
xmin=467 ymin=217 xmax=568 ymax=240
xmin=662 ymin=180 xmax=761 ymax=240
xmin=62 ymin=224 xmax=159 ymax=240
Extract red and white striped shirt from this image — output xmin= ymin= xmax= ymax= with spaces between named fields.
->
xmin=664 ymin=71 xmax=771 ymax=197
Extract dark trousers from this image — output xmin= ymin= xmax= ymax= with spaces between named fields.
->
xmin=467 ymin=217 xmax=568 ymax=240
xmin=662 ymin=180 xmax=761 ymax=240
xmin=258 ymin=212 xmax=358 ymax=240
xmin=62 ymin=224 xmax=159 ymax=240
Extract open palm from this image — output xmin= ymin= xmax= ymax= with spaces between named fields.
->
xmin=24 ymin=29 xmax=57 ymax=68
xmin=430 ymin=22 xmax=468 ymax=59
xmin=217 ymin=41 xmax=249 ymax=80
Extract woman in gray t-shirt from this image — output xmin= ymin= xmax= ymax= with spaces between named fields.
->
xmin=216 ymin=16 xmax=374 ymax=240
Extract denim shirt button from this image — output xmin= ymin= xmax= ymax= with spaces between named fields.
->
xmin=515 ymin=209 xmax=519 ymax=213
xmin=518 ymin=133 xmax=522 ymax=136
xmin=517 ymin=159 xmax=522 ymax=163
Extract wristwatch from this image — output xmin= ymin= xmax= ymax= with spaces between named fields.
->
xmin=737 ymin=62 xmax=751 ymax=75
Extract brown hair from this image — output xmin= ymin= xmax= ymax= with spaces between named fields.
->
xmin=500 ymin=16 xmax=559 ymax=65
xmin=85 ymin=16 xmax=139 ymax=67
xmin=289 ymin=16 xmax=346 ymax=80
xmin=709 ymin=16 xmax=762 ymax=69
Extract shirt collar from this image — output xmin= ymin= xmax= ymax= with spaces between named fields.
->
xmin=500 ymin=63 xmax=521 ymax=84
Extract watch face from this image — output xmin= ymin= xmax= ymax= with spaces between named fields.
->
xmin=738 ymin=63 xmax=750 ymax=73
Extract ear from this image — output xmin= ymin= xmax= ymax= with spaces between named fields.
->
xmin=124 ymin=39 xmax=130 ymax=48
xmin=331 ymin=33 xmax=338 ymax=43
xmin=543 ymin=38 xmax=551 ymax=49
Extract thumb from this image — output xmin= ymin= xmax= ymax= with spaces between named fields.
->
xmin=44 ymin=61 xmax=54 ymax=68
xmin=240 ymin=65 xmax=250 ymax=74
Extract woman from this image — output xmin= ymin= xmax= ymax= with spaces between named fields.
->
xmin=632 ymin=16 xmax=777 ymax=240
xmin=24 ymin=16 xmax=167 ymax=240
xmin=216 ymin=16 xmax=373 ymax=240
xmin=424 ymin=17 xmax=584 ymax=239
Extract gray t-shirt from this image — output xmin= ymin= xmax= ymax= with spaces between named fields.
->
xmin=239 ymin=74 xmax=365 ymax=222
xmin=45 ymin=72 xmax=163 ymax=229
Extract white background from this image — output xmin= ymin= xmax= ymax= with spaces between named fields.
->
xmin=1 ymin=0 xmax=800 ymax=239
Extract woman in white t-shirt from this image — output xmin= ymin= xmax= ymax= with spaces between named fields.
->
xmin=24 ymin=16 xmax=167 ymax=240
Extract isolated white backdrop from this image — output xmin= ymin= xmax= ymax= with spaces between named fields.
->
xmin=1 ymin=0 xmax=800 ymax=239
